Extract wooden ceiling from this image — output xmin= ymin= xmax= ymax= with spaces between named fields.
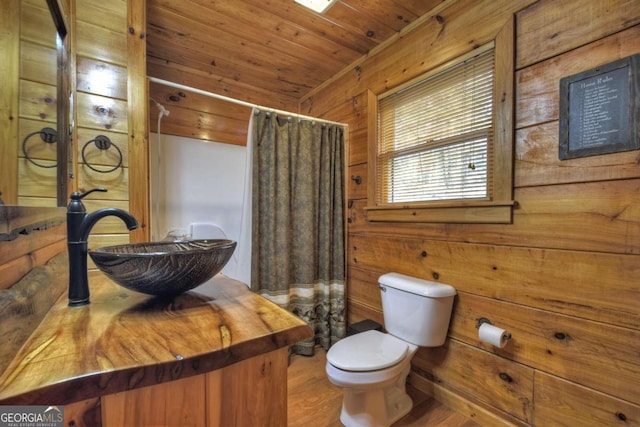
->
xmin=146 ymin=0 xmax=445 ymax=144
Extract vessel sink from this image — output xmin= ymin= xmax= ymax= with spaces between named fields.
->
xmin=89 ymin=239 xmax=237 ymax=297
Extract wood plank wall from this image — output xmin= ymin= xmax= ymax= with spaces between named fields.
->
xmin=9 ymin=0 xmax=136 ymax=264
xmin=0 ymin=0 xmax=131 ymax=376
xmin=0 ymin=0 xmax=71 ymax=376
xmin=17 ymin=0 xmax=59 ymax=207
xmin=300 ymin=0 xmax=640 ymax=425
xmin=148 ymin=82 xmax=252 ymax=147
xmin=74 ymin=0 xmax=132 ymax=259
xmin=0 ymin=224 xmax=68 ymax=375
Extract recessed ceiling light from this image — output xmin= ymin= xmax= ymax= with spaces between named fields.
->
xmin=294 ymin=0 xmax=339 ymax=13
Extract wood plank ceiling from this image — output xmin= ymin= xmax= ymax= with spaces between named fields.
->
xmin=146 ymin=0 xmax=444 ymax=144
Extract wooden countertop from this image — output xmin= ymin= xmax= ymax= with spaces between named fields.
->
xmin=0 ymin=272 xmax=312 ymax=405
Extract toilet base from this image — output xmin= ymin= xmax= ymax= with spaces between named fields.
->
xmin=340 ymin=384 xmax=412 ymax=427
xmin=333 ymin=361 xmax=413 ymax=427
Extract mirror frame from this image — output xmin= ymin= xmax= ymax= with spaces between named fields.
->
xmin=47 ymin=0 xmax=70 ymax=207
xmin=46 ymin=0 xmax=67 ymax=39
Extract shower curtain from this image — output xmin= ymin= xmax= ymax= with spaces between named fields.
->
xmin=251 ymin=110 xmax=346 ymax=356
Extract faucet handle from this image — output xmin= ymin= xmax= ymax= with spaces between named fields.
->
xmin=70 ymin=188 xmax=108 ymax=201
xmin=68 ymin=188 xmax=108 ymax=213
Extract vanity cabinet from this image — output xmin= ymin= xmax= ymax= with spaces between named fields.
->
xmin=0 ymin=273 xmax=311 ymax=427
xmin=99 ymin=348 xmax=287 ymax=427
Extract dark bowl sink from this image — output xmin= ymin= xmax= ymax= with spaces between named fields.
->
xmin=89 ymin=239 xmax=237 ymax=297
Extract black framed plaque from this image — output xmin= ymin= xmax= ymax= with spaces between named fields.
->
xmin=559 ymin=54 xmax=640 ymax=160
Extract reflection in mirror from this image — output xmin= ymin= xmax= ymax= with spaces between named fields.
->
xmin=0 ymin=0 xmax=69 ymax=207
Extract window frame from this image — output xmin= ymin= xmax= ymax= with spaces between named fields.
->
xmin=366 ymin=18 xmax=515 ymax=224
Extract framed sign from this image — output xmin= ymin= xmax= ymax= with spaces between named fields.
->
xmin=559 ymin=54 xmax=640 ymax=160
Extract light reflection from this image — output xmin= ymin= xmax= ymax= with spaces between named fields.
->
xmin=86 ymin=66 xmax=117 ymax=96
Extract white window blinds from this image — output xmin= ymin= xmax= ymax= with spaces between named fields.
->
xmin=376 ymin=48 xmax=495 ymax=205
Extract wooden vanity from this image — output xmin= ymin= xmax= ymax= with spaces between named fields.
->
xmin=0 ymin=272 xmax=312 ymax=426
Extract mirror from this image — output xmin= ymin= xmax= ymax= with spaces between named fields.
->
xmin=0 ymin=0 xmax=69 ymax=207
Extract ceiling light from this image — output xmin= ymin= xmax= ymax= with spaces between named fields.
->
xmin=294 ymin=0 xmax=339 ymax=13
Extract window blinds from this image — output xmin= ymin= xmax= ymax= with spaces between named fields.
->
xmin=377 ymin=49 xmax=495 ymax=204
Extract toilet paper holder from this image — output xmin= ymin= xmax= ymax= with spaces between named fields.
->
xmin=475 ymin=317 xmax=492 ymax=328
xmin=475 ymin=317 xmax=512 ymax=340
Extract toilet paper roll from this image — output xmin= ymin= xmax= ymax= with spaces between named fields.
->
xmin=478 ymin=322 xmax=511 ymax=348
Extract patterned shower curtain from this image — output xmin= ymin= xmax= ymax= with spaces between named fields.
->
xmin=251 ymin=110 xmax=346 ymax=356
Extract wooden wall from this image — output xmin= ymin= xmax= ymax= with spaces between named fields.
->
xmin=0 ymin=207 xmax=68 ymax=375
xmin=74 ymin=0 xmax=134 ymax=259
xmin=0 ymin=0 xmax=135 ymax=382
xmin=6 ymin=0 xmax=133 ymax=258
xmin=0 ymin=0 xmax=69 ymax=377
xmin=15 ymin=0 xmax=59 ymax=206
xmin=1 ymin=0 xmax=132 ymax=378
xmin=148 ymin=81 xmax=252 ymax=147
xmin=300 ymin=0 xmax=640 ymax=425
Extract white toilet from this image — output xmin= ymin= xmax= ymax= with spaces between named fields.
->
xmin=325 ymin=272 xmax=457 ymax=427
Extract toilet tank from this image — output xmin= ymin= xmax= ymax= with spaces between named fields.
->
xmin=379 ymin=272 xmax=456 ymax=347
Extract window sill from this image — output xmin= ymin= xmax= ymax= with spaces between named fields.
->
xmin=364 ymin=201 xmax=515 ymax=224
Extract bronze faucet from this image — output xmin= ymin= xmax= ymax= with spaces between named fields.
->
xmin=67 ymin=188 xmax=138 ymax=306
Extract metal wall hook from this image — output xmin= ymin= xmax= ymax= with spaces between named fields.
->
xmin=81 ymin=135 xmax=123 ymax=174
xmin=351 ymin=175 xmax=362 ymax=185
xmin=22 ymin=127 xmax=58 ymax=169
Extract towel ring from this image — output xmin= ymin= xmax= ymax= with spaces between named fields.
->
xmin=81 ymin=135 xmax=123 ymax=174
xmin=22 ymin=127 xmax=58 ymax=169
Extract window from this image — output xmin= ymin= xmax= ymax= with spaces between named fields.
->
xmin=367 ymin=19 xmax=514 ymax=224
xmin=377 ymin=47 xmax=494 ymax=204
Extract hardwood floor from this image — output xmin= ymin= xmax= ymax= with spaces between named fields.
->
xmin=287 ymin=348 xmax=479 ymax=427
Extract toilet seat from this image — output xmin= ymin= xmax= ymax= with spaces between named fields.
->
xmin=327 ymin=330 xmax=408 ymax=372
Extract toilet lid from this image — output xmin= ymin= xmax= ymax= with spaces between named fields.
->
xmin=327 ymin=330 xmax=408 ymax=372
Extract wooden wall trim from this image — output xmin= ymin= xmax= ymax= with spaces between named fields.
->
xmin=493 ymin=15 xmax=515 ymax=203
xmin=365 ymin=89 xmax=377 ymax=204
xmin=127 ymin=0 xmax=150 ymax=243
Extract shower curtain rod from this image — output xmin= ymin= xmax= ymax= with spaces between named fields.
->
xmin=147 ymin=77 xmax=346 ymax=127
